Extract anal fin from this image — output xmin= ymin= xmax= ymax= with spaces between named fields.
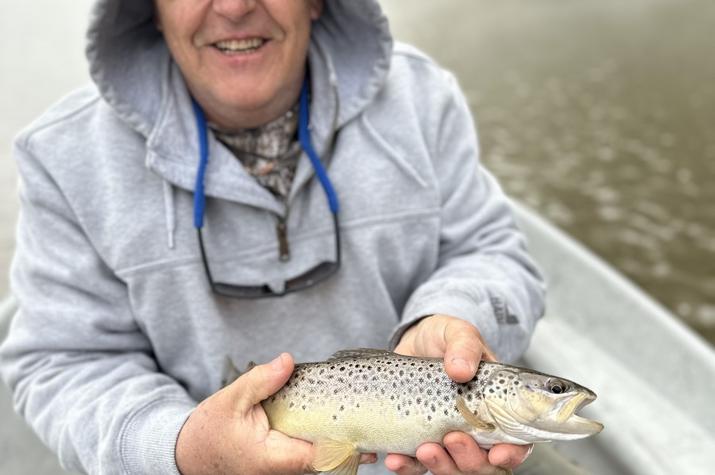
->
xmin=313 ymin=439 xmax=361 ymax=475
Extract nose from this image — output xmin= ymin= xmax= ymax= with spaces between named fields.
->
xmin=212 ymin=0 xmax=257 ymax=21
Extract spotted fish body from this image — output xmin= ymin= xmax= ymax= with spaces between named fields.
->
xmin=261 ymin=349 xmax=602 ymax=474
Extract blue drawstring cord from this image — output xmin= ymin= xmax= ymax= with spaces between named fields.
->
xmin=192 ymin=98 xmax=210 ymax=229
xmin=192 ymin=75 xmax=339 ymax=229
xmin=298 ymin=78 xmax=340 ymax=214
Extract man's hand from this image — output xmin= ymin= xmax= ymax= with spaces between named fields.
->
xmin=387 ymin=315 xmax=532 ymax=475
xmin=176 ymin=353 xmax=377 ymax=475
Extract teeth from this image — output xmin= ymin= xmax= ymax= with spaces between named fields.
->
xmin=215 ymin=38 xmax=265 ymax=53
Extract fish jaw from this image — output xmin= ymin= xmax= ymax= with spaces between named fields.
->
xmin=546 ymin=391 xmax=604 ymax=438
xmin=480 ymin=384 xmax=603 ymax=443
xmin=519 ymin=390 xmax=603 ymax=441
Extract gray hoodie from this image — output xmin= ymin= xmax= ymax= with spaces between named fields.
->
xmin=0 ymin=0 xmax=545 ymax=473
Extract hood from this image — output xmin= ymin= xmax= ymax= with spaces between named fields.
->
xmin=85 ymin=0 xmax=394 ymax=137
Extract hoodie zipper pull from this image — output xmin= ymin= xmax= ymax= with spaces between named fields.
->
xmin=276 ymin=217 xmax=290 ymax=262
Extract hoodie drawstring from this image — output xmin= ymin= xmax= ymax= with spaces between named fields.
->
xmin=163 ymin=180 xmax=176 ymax=249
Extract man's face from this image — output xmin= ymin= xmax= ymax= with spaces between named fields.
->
xmin=155 ymin=0 xmax=323 ymax=129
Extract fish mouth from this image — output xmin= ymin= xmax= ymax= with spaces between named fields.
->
xmin=552 ymin=391 xmax=603 ymax=437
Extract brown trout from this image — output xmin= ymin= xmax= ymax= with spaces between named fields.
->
xmin=258 ymin=349 xmax=603 ymax=475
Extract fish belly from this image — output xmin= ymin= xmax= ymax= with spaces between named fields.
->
xmin=263 ymin=397 xmax=466 ymax=455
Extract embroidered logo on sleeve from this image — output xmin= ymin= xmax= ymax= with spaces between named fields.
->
xmin=490 ymin=295 xmax=520 ymax=325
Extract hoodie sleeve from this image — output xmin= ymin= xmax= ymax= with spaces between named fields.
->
xmin=0 ymin=140 xmax=196 ymax=475
xmin=390 ymin=72 xmax=546 ymax=362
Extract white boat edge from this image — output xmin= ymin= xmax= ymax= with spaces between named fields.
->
xmin=1 ymin=202 xmax=714 ymax=474
xmin=513 ymin=200 xmax=715 ymax=475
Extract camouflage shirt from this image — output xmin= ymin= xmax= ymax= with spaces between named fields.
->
xmin=210 ymin=104 xmax=301 ymax=200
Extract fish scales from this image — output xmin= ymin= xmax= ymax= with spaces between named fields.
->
xmin=265 ymin=351 xmax=474 ymax=454
xmin=261 ymin=349 xmax=602 ymax=474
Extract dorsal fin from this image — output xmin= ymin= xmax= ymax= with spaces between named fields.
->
xmin=221 ymin=357 xmax=257 ymax=387
xmin=328 ymin=348 xmax=394 ymax=360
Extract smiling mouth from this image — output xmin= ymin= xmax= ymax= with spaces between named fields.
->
xmin=213 ymin=38 xmax=267 ymax=55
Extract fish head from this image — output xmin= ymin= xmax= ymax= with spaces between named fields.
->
xmin=480 ymin=368 xmax=603 ymax=443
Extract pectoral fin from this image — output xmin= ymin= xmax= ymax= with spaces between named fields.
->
xmin=313 ymin=439 xmax=361 ymax=475
xmin=457 ymin=397 xmax=496 ymax=431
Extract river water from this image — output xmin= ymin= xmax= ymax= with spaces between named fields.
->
xmin=1 ymin=0 xmax=713 ymax=345
xmin=381 ymin=0 xmax=715 ymax=345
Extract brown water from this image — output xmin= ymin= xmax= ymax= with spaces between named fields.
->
xmin=381 ymin=0 xmax=715 ymax=344
xmin=1 ymin=1 xmax=713 ymax=345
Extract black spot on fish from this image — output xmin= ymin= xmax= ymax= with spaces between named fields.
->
xmin=391 ymin=395 xmax=395 ymax=400
xmin=489 ymin=388 xmax=495 ymax=393
xmin=419 ymin=378 xmax=424 ymax=384
xmin=340 ymin=405 xmax=344 ymax=411
xmin=417 ymin=398 xmax=422 ymax=404
xmin=444 ymin=409 xmax=449 ymax=416
xmin=499 ymin=379 xmax=505 ymax=384
xmin=457 ymin=389 xmax=463 ymax=395
xmin=467 ymin=394 xmax=473 ymax=401
xmin=289 ymin=402 xmax=294 ymax=408
xmin=333 ymin=415 xmax=337 ymax=420
xmin=397 ymin=404 xmax=401 ymax=411
xmin=430 ymin=404 xmax=436 ymax=412
xmin=399 ymin=370 xmax=404 ymax=376
xmin=428 ymin=415 xmax=432 ymax=421
xmin=405 ymin=410 xmax=410 ymax=416
xmin=302 ymin=405 xmax=306 ymax=410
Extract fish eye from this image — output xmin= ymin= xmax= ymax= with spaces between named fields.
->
xmin=547 ymin=379 xmax=567 ymax=394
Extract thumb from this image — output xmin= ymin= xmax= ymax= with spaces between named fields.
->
xmin=231 ymin=352 xmax=294 ymax=413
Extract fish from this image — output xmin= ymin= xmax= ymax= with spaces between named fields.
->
xmin=257 ymin=348 xmax=603 ymax=475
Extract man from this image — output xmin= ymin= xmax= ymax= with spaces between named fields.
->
xmin=0 ymin=1 xmax=545 ymax=474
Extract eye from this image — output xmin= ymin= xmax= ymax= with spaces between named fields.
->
xmin=547 ymin=380 xmax=567 ymax=394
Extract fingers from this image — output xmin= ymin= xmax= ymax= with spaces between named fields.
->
xmin=231 ymin=353 xmax=294 ymax=412
xmin=443 ymin=319 xmax=483 ymax=383
xmin=264 ymin=430 xmax=318 ymax=474
xmin=444 ymin=431 xmax=491 ymax=473
xmin=415 ymin=443 xmax=461 ymax=474
xmin=487 ymin=443 xmax=533 ymax=470
xmin=360 ymin=453 xmax=378 ymax=464
xmin=385 ymin=453 xmax=428 ymax=475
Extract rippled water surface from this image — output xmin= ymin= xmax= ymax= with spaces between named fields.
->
xmin=382 ymin=0 xmax=715 ymax=344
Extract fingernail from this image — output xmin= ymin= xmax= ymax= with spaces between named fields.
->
xmin=270 ymin=354 xmax=284 ymax=371
xmin=451 ymin=357 xmax=475 ymax=373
